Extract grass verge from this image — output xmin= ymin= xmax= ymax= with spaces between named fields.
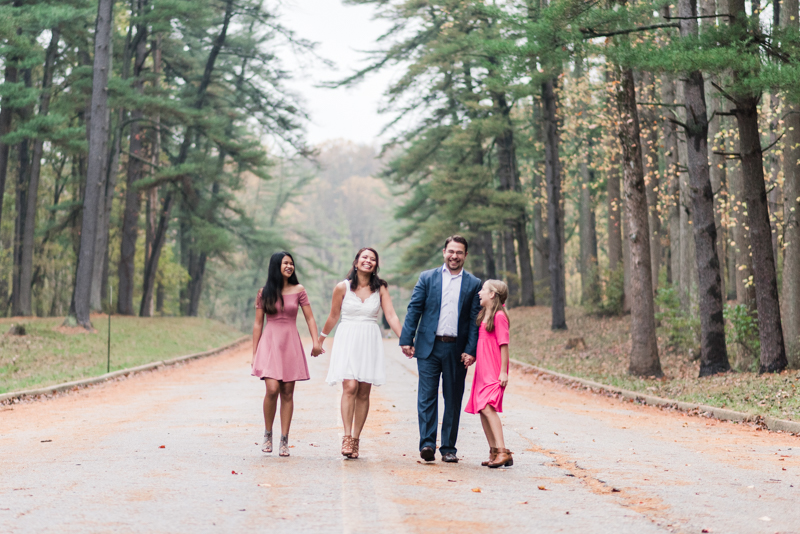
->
xmin=0 ymin=315 xmax=243 ymax=394
xmin=508 ymin=306 xmax=800 ymax=422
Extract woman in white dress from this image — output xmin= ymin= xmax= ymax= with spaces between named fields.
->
xmin=319 ymin=247 xmax=403 ymax=459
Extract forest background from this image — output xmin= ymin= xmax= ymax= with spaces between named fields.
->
xmin=3 ymin=0 xmax=800 ymax=385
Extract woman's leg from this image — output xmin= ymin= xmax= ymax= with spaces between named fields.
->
xmin=351 ymin=382 xmax=372 ymax=439
xmin=278 ymin=381 xmax=295 ymax=437
xmin=480 ymin=405 xmax=505 ymax=449
xmin=478 ymin=411 xmax=496 ymax=448
xmin=340 ymin=380 xmax=358 ymax=436
xmin=263 ymin=379 xmax=280 ymax=432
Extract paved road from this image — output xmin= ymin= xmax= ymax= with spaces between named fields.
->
xmin=1 ymin=340 xmax=799 ymax=533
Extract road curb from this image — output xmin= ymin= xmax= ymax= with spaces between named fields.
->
xmin=0 ymin=335 xmax=249 ymax=404
xmin=511 ymin=358 xmax=800 ymax=435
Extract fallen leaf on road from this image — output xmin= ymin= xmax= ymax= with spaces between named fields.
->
xmin=159 ymin=445 xmax=165 ymax=449
xmin=517 ymin=501 xmax=528 ymax=504
xmin=759 ymin=516 xmax=771 ymax=522
xmin=472 ymin=488 xmax=481 ymax=493
xmin=385 ymin=432 xmax=391 ymax=434
xmin=258 ymin=484 xmax=271 ymax=487
xmin=538 ymin=486 xmax=546 ymax=491
xmin=448 ymin=480 xmax=457 ymax=482
xmin=554 ymin=432 xmax=558 ymax=436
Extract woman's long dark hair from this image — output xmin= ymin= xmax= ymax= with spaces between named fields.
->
xmin=262 ymin=252 xmax=299 ymax=314
xmin=347 ymin=247 xmax=388 ymax=293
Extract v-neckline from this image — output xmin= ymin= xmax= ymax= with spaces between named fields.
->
xmin=350 ymin=287 xmax=376 ymax=304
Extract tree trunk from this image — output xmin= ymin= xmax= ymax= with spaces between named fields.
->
xmin=607 ymin=143 xmax=623 ymax=273
xmin=614 ymin=65 xmax=662 ymax=377
xmin=492 ymin=89 xmax=534 ymax=307
xmin=118 ymin=7 xmax=148 ymax=315
xmin=662 ymin=75 xmax=681 ymax=286
xmin=702 ymin=0 xmax=727 ymax=303
xmin=17 ymin=30 xmax=59 ymax=317
xmin=89 ymin=31 xmax=116 ymax=312
xmin=781 ymin=0 xmax=800 ymax=368
xmin=640 ymin=71 xmax=661 ymax=290
xmin=729 ymin=160 xmax=755 ymax=306
xmin=140 ymin=0 xmax=234 ymax=316
xmin=729 ymin=0 xmax=787 ymax=373
xmin=542 ymin=78 xmax=567 ymax=329
xmin=607 ymin=67 xmax=624 ymax=278
xmin=677 ymin=0 xmax=730 ymax=376
xmin=706 ymin=91 xmax=727 ymax=301
xmin=12 ymin=66 xmax=33 ymax=316
xmin=0 ymin=64 xmax=17 ymax=235
xmin=97 ymin=108 xmax=122 ymax=310
xmin=68 ymin=0 xmax=114 ymax=329
xmin=579 ymin=153 xmax=599 ymax=305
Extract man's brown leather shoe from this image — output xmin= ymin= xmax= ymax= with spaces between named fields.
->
xmin=420 ymin=446 xmax=435 ymax=462
xmin=441 ymin=452 xmax=459 ymax=463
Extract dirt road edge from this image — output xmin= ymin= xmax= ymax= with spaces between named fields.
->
xmin=511 ymin=358 xmax=800 ymax=435
xmin=0 ymin=336 xmax=249 ymax=404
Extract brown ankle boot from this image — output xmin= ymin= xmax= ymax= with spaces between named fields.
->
xmin=481 ymin=447 xmax=498 ymax=467
xmin=488 ymin=448 xmax=513 ymax=468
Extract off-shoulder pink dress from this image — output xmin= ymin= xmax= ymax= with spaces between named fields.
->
xmin=465 ymin=311 xmax=510 ymax=414
xmin=252 ymin=290 xmax=311 ymax=382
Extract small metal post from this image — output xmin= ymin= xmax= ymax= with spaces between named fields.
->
xmin=107 ymin=284 xmax=112 ymax=373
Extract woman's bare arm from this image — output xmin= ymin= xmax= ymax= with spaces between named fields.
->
xmin=379 ymin=286 xmax=404 ymax=338
xmin=300 ymin=302 xmax=323 ymax=356
xmin=319 ymin=282 xmax=347 ymax=349
xmin=499 ymin=345 xmax=510 ymax=387
xmin=252 ymin=306 xmax=265 ymax=363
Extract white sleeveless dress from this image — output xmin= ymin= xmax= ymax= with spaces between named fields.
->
xmin=325 ymin=283 xmax=385 ymax=386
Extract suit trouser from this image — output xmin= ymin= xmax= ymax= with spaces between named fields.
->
xmin=416 ymin=340 xmax=468 ymax=455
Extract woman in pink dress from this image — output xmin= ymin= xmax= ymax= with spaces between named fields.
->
xmin=465 ymin=279 xmax=513 ymax=468
xmin=252 ymin=252 xmax=323 ymax=457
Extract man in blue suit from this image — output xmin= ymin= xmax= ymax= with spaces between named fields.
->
xmin=400 ymin=235 xmax=482 ymax=463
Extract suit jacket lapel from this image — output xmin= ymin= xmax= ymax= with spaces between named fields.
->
xmin=432 ymin=266 xmax=443 ymax=313
xmin=457 ymin=270 xmax=470 ymax=312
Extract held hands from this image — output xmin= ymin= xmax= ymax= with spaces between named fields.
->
xmin=311 ymin=341 xmax=325 ymax=357
xmin=461 ymin=353 xmax=475 ymax=368
xmin=401 ymin=345 xmax=415 ymax=359
xmin=499 ymin=371 xmax=508 ymax=388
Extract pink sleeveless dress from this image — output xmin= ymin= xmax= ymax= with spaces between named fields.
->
xmin=465 ymin=311 xmax=510 ymax=414
xmin=252 ymin=289 xmax=311 ymax=382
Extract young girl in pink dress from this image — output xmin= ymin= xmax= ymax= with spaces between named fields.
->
xmin=465 ymin=279 xmax=513 ymax=468
xmin=252 ymin=252 xmax=323 ymax=457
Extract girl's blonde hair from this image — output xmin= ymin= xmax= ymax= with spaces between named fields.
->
xmin=477 ymin=279 xmax=510 ymax=332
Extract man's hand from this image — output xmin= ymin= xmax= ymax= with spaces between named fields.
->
xmin=461 ymin=353 xmax=475 ymax=368
xmin=401 ymin=345 xmax=415 ymax=359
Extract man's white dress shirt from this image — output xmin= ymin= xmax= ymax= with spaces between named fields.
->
xmin=436 ymin=263 xmax=462 ymax=337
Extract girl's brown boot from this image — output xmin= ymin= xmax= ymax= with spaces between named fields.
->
xmin=488 ymin=448 xmax=513 ymax=468
xmin=481 ymin=447 xmax=498 ymax=467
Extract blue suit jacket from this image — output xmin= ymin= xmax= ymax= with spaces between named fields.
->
xmin=399 ymin=267 xmax=482 ymax=360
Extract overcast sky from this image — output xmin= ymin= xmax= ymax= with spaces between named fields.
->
xmin=280 ymin=0 xmax=399 ymax=148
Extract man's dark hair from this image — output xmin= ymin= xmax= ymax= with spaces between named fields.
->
xmin=443 ymin=235 xmax=468 ymax=253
